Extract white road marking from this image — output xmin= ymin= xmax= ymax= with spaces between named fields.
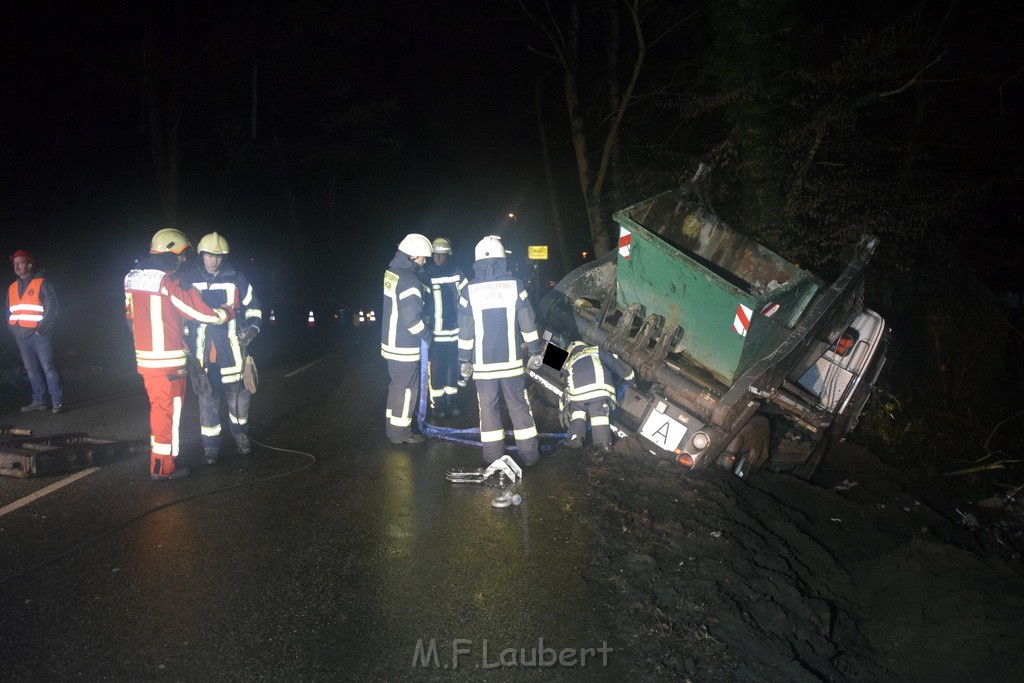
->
xmin=285 ymin=355 xmax=330 ymax=378
xmin=0 ymin=467 xmax=99 ymax=517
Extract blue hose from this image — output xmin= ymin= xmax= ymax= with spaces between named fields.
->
xmin=416 ymin=341 xmax=565 ymax=452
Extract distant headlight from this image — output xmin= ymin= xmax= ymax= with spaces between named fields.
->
xmin=691 ymin=432 xmax=710 ymax=451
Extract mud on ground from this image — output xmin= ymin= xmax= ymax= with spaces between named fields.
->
xmin=567 ymin=439 xmax=1024 ymax=681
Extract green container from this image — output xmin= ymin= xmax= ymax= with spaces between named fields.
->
xmin=612 ymin=191 xmax=823 ymax=386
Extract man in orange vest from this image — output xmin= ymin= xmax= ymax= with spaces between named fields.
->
xmin=6 ymin=249 xmax=63 ymax=413
xmin=125 ymin=229 xmax=234 ymax=481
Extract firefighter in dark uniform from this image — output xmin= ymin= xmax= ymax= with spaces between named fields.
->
xmin=457 ymin=235 xmax=545 ymax=466
xmin=561 ymin=341 xmax=635 ymax=452
xmin=425 ymin=237 xmax=468 ymax=418
xmin=381 ymin=233 xmax=434 ymax=444
xmin=185 ymin=232 xmax=263 ymax=465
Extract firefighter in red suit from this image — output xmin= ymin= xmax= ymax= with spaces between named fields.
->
xmin=124 ymin=229 xmax=234 ymax=481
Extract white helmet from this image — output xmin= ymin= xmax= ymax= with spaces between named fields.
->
xmin=474 ymin=235 xmax=506 ymax=261
xmin=398 ymin=233 xmax=433 ymax=258
xmin=197 ymin=231 xmax=230 ymax=255
xmin=432 ymin=237 xmax=453 ymax=254
xmin=150 ymin=228 xmax=191 ymax=254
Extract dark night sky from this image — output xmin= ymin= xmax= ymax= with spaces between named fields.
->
xmin=0 ymin=1 xmax=556 ymax=315
xmin=0 ymin=1 xmax=1022 ymax=321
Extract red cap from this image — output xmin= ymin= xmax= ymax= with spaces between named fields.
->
xmin=9 ymin=250 xmax=34 ymax=264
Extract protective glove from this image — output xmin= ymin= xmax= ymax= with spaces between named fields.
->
xmin=218 ymin=305 xmax=236 ymax=322
xmin=457 ymin=361 xmax=473 ymax=387
xmin=526 ymin=354 xmax=544 ymax=370
xmin=186 ymin=355 xmax=212 ymax=397
xmin=238 ymin=325 xmax=258 ymax=347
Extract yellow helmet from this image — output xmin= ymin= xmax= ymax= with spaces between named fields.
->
xmin=432 ymin=237 xmax=453 ymax=254
xmin=197 ymin=231 xmax=230 ymax=255
xmin=150 ymin=228 xmax=191 ymax=254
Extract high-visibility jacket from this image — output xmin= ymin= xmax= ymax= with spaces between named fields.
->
xmin=185 ymin=261 xmax=262 ymax=384
xmin=8 ymin=276 xmax=47 ymax=329
xmin=564 ymin=344 xmax=635 ymax=404
xmin=457 ymin=259 xmax=542 ymax=381
xmin=426 ymin=261 xmax=467 ymax=343
xmin=125 ymin=256 xmax=231 ymax=376
xmin=381 ymin=251 xmax=430 ymax=362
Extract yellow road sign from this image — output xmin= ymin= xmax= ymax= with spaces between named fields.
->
xmin=527 ymin=245 xmax=548 ymax=260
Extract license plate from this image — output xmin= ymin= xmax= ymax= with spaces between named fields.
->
xmin=639 ymin=408 xmax=688 ymax=453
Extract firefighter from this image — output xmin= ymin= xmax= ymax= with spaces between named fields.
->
xmin=125 ymin=228 xmax=234 ymax=481
xmin=560 ymin=341 xmax=635 ymax=452
xmin=425 ymin=237 xmax=468 ymax=418
xmin=7 ymin=249 xmax=63 ymax=413
xmin=185 ymin=232 xmax=263 ymax=465
xmin=457 ymin=235 xmax=545 ymax=466
xmin=381 ymin=233 xmax=434 ymax=444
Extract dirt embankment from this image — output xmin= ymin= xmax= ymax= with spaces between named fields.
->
xmin=577 ymin=442 xmax=1024 ymax=681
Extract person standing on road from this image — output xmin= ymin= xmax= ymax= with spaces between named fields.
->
xmin=425 ymin=237 xmax=468 ymax=419
xmin=381 ymin=233 xmax=434 ymax=444
xmin=7 ymin=249 xmax=63 ymax=414
xmin=125 ymin=229 xmax=234 ymax=481
xmin=185 ymin=232 xmax=263 ymax=465
xmin=457 ymin=235 xmax=545 ymax=466
xmin=560 ymin=341 xmax=635 ymax=453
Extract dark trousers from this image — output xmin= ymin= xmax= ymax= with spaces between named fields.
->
xmin=567 ymin=398 xmax=612 ymax=445
xmin=198 ymin=365 xmax=251 ymax=453
xmin=386 ymin=359 xmax=420 ymax=441
xmin=475 ymin=374 xmax=539 ymax=466
xmin=428 ymin=339 xmax=459 ymax=407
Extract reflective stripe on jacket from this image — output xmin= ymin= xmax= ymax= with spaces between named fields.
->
xmin=428 ymin=265 xmax=467 ymax=343
xmin=125 ymin=262 xmax=230 ymax=376
xmin=564 ymin=345 xmax=635 ymax=403
xmin=8 ymin=277 xmax=45 ymax=327
xmin=457 ymin=268 xmax=541 ymax=381
xmin=381 ymin=252 xmax=429 ymax=362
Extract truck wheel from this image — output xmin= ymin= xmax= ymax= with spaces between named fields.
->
xmin=723 ymin=416 xmax=770 ymax=478
xmin=792 ymin=429 xmax=833 ymax=480
xmin=795 ymin=368 xmax=877 ymax=480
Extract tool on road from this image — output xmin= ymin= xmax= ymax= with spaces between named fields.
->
xmin=0 ymin=431 xmax=148 ymax=478
xmin=445 ymin=454 xmax=523 ymax=485
xmin=446 ymin=455 xmax=524 ymax=508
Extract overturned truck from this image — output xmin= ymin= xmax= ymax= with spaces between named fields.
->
xmin=531 ymin=188 xmax=888 ymax=479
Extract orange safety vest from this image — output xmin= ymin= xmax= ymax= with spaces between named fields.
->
xmin=8 ymin=277 xmax=45 ymax=328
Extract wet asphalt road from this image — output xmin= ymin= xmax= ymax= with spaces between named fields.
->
xmin=0 ymin=325 xmax=625 ymax=680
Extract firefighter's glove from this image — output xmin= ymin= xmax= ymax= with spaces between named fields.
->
xmin=238 ymin=325 xmax=258 ymax=348
xmin=187 ymin=357 xmax=213 ymax=397
xmin=457 ymin=362 xmax=473 ymax=387
xmin=526 ymin=354 xmax=544 ymax=371
xmin=558 ymin=397 xmax=569 ymax=428
xmin=243 ymin=355 xmax=258 ymax=394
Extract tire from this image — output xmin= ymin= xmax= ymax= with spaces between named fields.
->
xmin=722 ymin=416 xmax=770 ymax=478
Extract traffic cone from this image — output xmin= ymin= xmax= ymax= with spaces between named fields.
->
xmin=307 ymin=310 xmax=315 ymax=327
xmin=269 ymin=309 xmax=276 ymax=325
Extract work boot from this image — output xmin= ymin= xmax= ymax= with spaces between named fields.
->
xmin=151 ymin=466 xmax=191 ymax=481
xmin=51 ymin=404 xmax=64 ymax=414
xmin=561 ymin=435 xmax=583 ymax=449
xmin=235 ymin=433 xmax=252 ymax=455
xmin=433 ymin=401 xmax=448 ymax=419
xmin=390 ymin=433 xmax=426 ymax=445
xmin=594 ymin=442 xmax=613 ymax=454
xmin=202 ymin=448 xmax=220 ymax=466
xmin=21 ymin=402 xmax=47 ymax=413
xmin=447 ymin=396 xmax=461 ymax=417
